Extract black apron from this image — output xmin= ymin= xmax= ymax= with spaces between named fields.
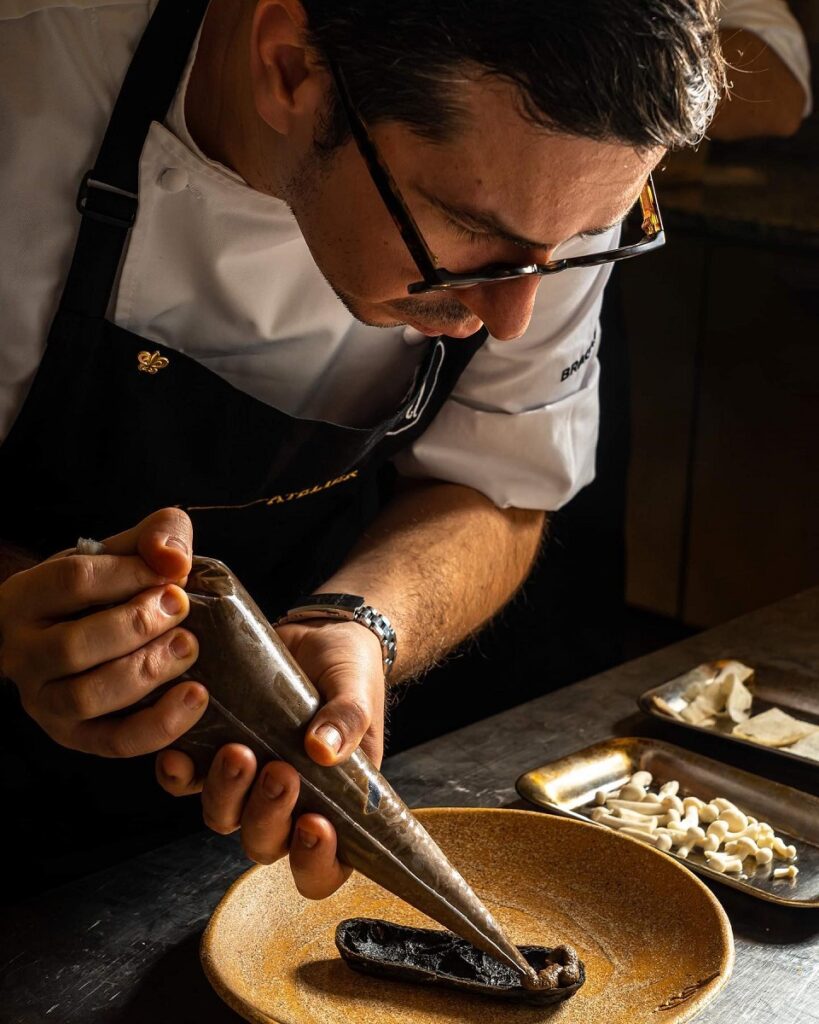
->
xmin=0 ymin=0 xmax=485 ymax=896
xmin=0 ymin=0 xmax=485 ymax=617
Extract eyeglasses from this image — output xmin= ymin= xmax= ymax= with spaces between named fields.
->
xmin=328 ymin=59 xmax=665 ymax=296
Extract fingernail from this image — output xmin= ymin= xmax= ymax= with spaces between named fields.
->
xmin=161 ymin=587 xmax=184 ymax=615
xmin=315 ymin=724 xmax=343 ymax=753
xmin=222 ymin=758 xmax=242 ymax=780
xmin=298 ymin=828 xmax=318 ymax=849
xmin=170 ymin=633 xmax=191 ymax=659
xmin=263 ymin=774 xmax=284 ymax=800
xmin=183 ymin=686 xmax=206 ymax=711
xmin=164 ymin=536 xmax=188 ymax=554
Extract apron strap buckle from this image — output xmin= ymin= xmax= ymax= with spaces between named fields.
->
xmin=76 ymin=171 xmax=138 ymax=230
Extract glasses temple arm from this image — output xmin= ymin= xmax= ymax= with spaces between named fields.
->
xmin=327 ymin=59 xmax=441 ymax=282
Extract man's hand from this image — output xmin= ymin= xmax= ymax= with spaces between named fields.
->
xmin=0 ymin=508 xmax=206 ymax=756
xmin=156 ymin=618 xmax=385 ymax=899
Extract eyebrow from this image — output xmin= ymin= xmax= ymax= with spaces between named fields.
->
xmin=417 ymin=186 xmax=625 ymax=250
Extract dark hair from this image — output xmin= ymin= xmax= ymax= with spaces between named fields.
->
xmin=301 ymin=0 xmax=726 ymax=152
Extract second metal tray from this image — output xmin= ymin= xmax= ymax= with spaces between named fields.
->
xmin=516 ymin=736 xmax=819 ymax=907
xmin=639 ymin=660 xmax=819 ymax=768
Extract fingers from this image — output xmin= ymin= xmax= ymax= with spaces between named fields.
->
xmin=101 ymin=507 xmax=193 ymax=582
xmin=11 ymin=554 xmax=169 ymax=621
xmin=32 ymin=584 xmax=190 ymax=684
xmin=159 ymin=743 xmax=350 ymax=900
xmin=199 ymin=754 xmax=303 ymax=867
xmin=200 ymin=744 xmax=260 ymax=834
xmin=155 ymin=748 xmax=204 ymax=797
xmin=70 ymin=679 xmax=208 ymax=757
xmin=238 ymin=761 xmax=301 ymax=863
xmin=289 ymin=813 xmax=352 ymax=899
xmin=40 ymin=625 xmax=198 ymax=722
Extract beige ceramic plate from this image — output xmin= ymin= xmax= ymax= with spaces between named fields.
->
xmin=202 ymin=808 xmax=733 ymax=1024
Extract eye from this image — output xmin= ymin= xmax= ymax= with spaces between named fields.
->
xmin=448 ymin=220 xmax=536 ymax=254
xmin=448 ymin=220 xmax=491 ymax=245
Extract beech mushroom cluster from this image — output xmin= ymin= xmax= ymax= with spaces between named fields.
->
xmin=589 ymin=771 xmax=798 ymax=879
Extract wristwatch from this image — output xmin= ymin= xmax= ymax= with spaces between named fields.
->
xmin=276 ymin=594 xmax=397 ymax=678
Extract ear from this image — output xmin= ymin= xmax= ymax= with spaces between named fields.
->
xmin=250 ymin=0 xmax=325 ymax=135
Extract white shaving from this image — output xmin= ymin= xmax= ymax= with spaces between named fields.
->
xmin=76 ymin=537 xmax=106 ymax=555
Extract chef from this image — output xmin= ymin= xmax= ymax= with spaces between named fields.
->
xmin=0 ymin=0 xmax=728 ymax=899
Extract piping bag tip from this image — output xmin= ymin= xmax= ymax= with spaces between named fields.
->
xmin=178 ymin=556 xmax=538 ymax=984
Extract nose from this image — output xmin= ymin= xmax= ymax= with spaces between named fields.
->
xmin=458 ymin=275 xmax=541 ymax=341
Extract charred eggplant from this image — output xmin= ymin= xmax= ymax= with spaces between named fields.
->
xmin=335 ymin=918 xmax=585 ymax=1005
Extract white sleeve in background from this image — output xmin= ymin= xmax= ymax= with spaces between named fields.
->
xmin=393 ymin=233 xmax=617 ymax=511
xmin=719 ymin=0 xmax=813 ymax=116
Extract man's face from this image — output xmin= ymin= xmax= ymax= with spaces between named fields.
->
xmin=279 ymin=78 xmax=662 ymax=341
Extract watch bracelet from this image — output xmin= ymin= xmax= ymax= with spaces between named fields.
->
xmin=354 ymin=605 xmax=397 ymax=677
xmin=277 ymin=601 xmax=396 ymax=677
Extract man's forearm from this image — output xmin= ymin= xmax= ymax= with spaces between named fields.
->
xmin=713 ymin=28 xmax=807 ymax=140
xmin=320 ymin=480 xmax=546 ymax=682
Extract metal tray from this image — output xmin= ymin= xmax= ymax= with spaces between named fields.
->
xmin=639 ymin=660 xmax=819 ymax=768
xmin=516 ymin=736 xmax=819 ymax=907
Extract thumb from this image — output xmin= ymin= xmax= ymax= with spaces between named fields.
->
xmin=102 ymin=507 xmax=193 ymax=581
xmin=305 ymin=690 xmax=373 ymax=767
xmin=305 ymin=665 xmax=385 ymax=768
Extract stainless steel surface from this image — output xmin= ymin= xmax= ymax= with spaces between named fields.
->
xmin=640 ymin=660 xmax=819 ymax=768
xmin=516 ymin=737 xmax=819 ymax=908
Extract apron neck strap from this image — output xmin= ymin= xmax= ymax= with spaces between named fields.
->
xmin=60 ymin=0 xmax=209 ymax=318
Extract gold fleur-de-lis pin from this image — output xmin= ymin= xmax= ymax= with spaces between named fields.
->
xmin=137 ymin=350 xmax=170 ymax=374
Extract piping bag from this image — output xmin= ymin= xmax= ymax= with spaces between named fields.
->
xmin=173 ymin=556 xmax=537 ymax=984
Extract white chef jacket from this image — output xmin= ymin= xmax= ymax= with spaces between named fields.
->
xmin=0 ymin=1 xmax=811 ymax=512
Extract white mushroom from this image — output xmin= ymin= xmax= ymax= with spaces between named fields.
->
xmin=718 ymin=807 xmax=748 ymax=832
xmin=773 ymin=865 xmax=798 ymax=880
xmin=669 ymin=825 xmax=719 ymax=853
xmin=706 ymin=820 xmax=731 ymax=842
xmin=771 ymin=838 xmax=798 ymax=860
xmin=606 ymin=799 xmax=665 ymax=816
xmin=682 ymin=796 xmax=707 ymax=815
xmin=724 ymin=837 xmax=759 ymax=860
xmin=618 ymin=782 xmax=649 ymax=802
xmin=590 ymin=808 xmax=649 ymax=831
xmin=619 ymin=826 xmax=672 ymax=852
xmin=613 ymin=808 xmax=660 ymax=828
xmin=700 ymin=802 xmax=719 ymax=824
xmin=662 ymin=794 xmax=685 ymax=815
xmin=704 ymin=851 xmax=744 ymax=874
xmin=589 ymin=808 xmax=621 ymax=827
xmin=588 ymin=776 xmax=798 ymax=879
